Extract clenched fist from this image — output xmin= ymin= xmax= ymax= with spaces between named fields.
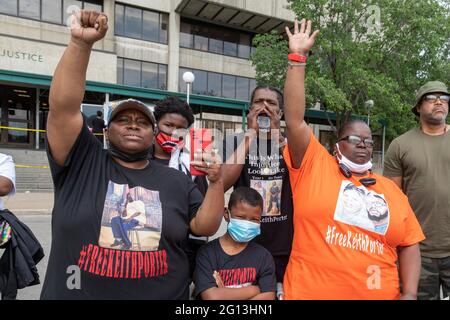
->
xmin=69 ymin=10 xmax=108 ymax=45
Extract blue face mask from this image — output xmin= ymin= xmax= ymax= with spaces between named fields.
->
xmin=227 ymin=218 xmax=261 ymax=243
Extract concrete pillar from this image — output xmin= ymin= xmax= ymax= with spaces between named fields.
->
xmin=101 ymin=0 xmax=115 ymax=53
xmin=35 ymin=88 xmax=40 ymax=149
xmin=167 ymin=1 xmax=180 ymax=92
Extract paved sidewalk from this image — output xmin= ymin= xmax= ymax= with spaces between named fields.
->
xmin=2 ymin=191 xmax=54 ymax=215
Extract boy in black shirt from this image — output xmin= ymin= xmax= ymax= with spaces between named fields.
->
xmin=194 ymin=187 xmax=276 ymax=300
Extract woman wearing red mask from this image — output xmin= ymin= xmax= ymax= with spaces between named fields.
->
xmin=153 ymin=97 xmax=191 ymax=157
xmin=152 ymin=96 xmax=209 ymax=294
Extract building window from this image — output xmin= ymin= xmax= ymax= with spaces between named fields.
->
xmin=0 ymin=0 xmax=103 ymax=25
xmin=249 ymin=79 xmax=257 ymax=98
xmin=179 ymin=67 xmax=256 ymax=101
xmin=192 ymin=70 xmax=207 ymax=96
xmin=117 ymin=57 xmax=124 ymax=84
xmin=124 ymin=6 xmax=142 ymax=39
xmin=115 ymin=3 xmax=168 ymax=44
xmin=123 ymin=59 xmax=141 ymax=87
xmin=159 ymin=14 xmax=168 ymax=44
xmin=207 ymin=72 xmax=221 ymax=97
xmin=180 ymin=21 xmax=193 ymax=47
xmin=63 ymin=0 xmax=82 ymax=23
xmin=0 ymin=0 xmax=18 ymax=15
xmin=157 ymin=64 xmax=167 ymax=90
xmin=236 ymin=77 xmax=250 ymax=101
xmin=238 ymin=34 xmax=251 ymax=59
xmin=82 ymin=0 xmax=101 ymax=11
xmin=42 ymin=0 xmax=62 ymax=24
xmin=222 ymin=75 xmax=236 ymax=99
xmin=193 ymin=24 xmax=208 ymax=51
xmin=114 ymin=3 xmax=124 ymax=35
xmin=142 ymin=62 xmax=158 ymax=88
xmin=223 ymin=30 xmax=238 ymax=56
xmin=117 ymin=58 xmax=167 ymax=90
xmin=208 ymin=28 xmax=223 ymax=55
xmin=180 ymin=19 xmax=255 ymax=59
xmin=63 ymin=1 xmax=102 ymax=23
xmin=19 ymin=0 xmax=40 ymax=20
xmin=142 ymin=10 xmax=159 ymax=42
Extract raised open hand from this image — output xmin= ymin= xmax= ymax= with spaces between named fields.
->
xmin=70 ymin=10 xmax=108 ymax=45
xmin=285 ymin=18 xmax=319 ymax=55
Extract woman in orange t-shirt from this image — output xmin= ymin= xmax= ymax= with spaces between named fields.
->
xmin=281 ymin=19 xmax=425 ymax=300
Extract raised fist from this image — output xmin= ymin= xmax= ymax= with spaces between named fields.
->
xmin=69 ymin=10 xmax=108 ymax=45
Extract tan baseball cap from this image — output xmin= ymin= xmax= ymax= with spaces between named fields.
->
xmin=107 ymin=99 xmax=155 ymax=126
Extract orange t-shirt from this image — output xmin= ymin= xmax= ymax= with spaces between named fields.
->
xmin=282 ymin=132 xmax=425 ymax=300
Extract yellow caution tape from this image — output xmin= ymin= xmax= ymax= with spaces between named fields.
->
xmin=0 ymin=126 xmax=103 ymax=135
xmin=0 ymin=125 xmax=46 ymax=133
xmin=15 ymin=164 xmax=50 ymax=169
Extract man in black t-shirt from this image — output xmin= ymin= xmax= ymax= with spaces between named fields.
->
xmin=41 ymin=10 xmax=224 ymax=299
xmin=222 ymin=86 xmax=293 ymax=299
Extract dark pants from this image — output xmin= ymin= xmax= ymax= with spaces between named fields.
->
xmin=274 ymin=254 xmax=290 ymax=283
xmin=418 ymin=256 xmax=450 ymax=300
xmin=185 ymin=238 xmax=207 ymax=281
xmin=94 ymin=134 xmax=104 ymax=147
xmin=268 ymin=196 xmax=280 ymax=213
xmin=111 ymin=216 xmax=139 ymax=248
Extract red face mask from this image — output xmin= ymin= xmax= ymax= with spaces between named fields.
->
xmin=155 ymin=130 xmax=185 ymax=154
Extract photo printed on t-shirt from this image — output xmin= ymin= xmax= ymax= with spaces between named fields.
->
xmin=251 ymin=178 xmax=283 ymax=217
xmin=98 ymin=182 xmax=163 ymax=251
xmin=333 ymin=181 xmax=390 ymax=235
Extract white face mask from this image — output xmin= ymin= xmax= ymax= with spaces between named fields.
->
xmin=335 ymin=143 xmax=372 ymax=173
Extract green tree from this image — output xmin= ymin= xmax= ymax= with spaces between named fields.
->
xmin=250 ymin=0 xmax=450 ymax=140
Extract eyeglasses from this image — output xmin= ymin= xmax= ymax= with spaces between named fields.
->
xmin=114 ymin=115 xmax=152 ymax=128
xmin=338 ymin=135 xmax=374 ymax=147
xmin=423 ymin=94 xmax=450 ymax=103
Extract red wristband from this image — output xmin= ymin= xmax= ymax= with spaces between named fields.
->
xmin=288 ymin=53 xmax=307 ymax=63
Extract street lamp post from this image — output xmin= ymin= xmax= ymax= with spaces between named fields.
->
xmin=365 ymin=99 xmax=374 ymax=127
xmin=182 ymin=71 xmax=195 ymax=105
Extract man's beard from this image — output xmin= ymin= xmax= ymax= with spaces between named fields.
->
xmin=367 ymin=210 xmax=388 ymax=222
xmin=423 ymin=109 xmax=448 ymax=125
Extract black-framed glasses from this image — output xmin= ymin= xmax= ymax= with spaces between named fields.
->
xmin=338 ymin=135 xmax=374 ymax=147
xmin=423 ymin=94 xmax=450 ymax=103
